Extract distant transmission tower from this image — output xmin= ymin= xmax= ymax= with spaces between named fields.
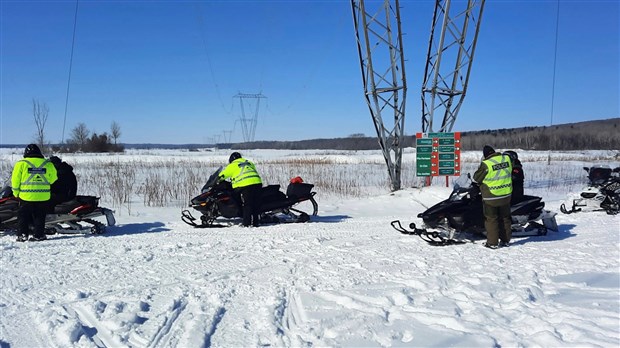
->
xmin=234 ymin=93 xmax=267 ymax=142
xmin=352 ymin=0 xmax=408 ymax=191
xmin=222 ymin=130 xmax=233 ymax=143
xmin=421 ymin=0 xmax=485 ymax=133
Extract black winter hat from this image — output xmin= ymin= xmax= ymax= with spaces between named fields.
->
xmin=24 ymin=144 xmax=42 ymax=157
xmin=229 ymin=152 xmax=242 ymax=163
xmin=483 ymin=145 xmax=495 ymax=158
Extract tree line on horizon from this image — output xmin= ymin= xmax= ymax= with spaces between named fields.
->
xmin=233 ymin=118 xmax=619 ymax=152
xmin=21 ymin=98 xmax=617 ymax=153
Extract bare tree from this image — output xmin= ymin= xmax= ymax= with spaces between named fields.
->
xmin=110 ymin=121 xmax=121 ymax=144
xmin=70 ymin=123 xmax=90 ymax=151
xmin=32 ymin=99 xmax=49 ymax=149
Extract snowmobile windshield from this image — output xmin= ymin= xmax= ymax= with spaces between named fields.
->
xmin=0 ymin=186 xmax=12 ymax=199
xmin=0 ymin=178 xmax=11 ymax=198
xmin=588 ymin=165 xmax=612 ymax=185
xmin=452 ymin=175 xmax=472 ymax=193
xmin=201 ymin=166 xmax=223 ymax=193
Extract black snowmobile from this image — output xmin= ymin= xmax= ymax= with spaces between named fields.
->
xmin=560 ymin=165 xmax=620 ymax=215
xmin=0 ymin=185 xmax=116 ymax=235
xmin=181 ymin=167 xmax=318 ymax=228
xmin=391 ymin=174 xmax=558 ymax=246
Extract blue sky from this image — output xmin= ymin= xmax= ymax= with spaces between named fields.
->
xmin=1 ymin=0 xmax=618 ymax=145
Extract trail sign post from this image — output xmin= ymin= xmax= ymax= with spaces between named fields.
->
xmin=416 ymin=132 xmax=461 ymax=184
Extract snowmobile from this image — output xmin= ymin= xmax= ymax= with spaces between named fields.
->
xmin=0 ymin=185 xmax=116 ymax=235
xmin=560 ymin=165 xmax=620 ymax=215
xmin=181 ymin=167 xmax=318 ymax=228
xmin=391 ymin=174 xmax=558 ymax=246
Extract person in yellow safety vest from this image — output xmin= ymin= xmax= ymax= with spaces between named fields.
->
xmin=473 ymin=145 xmax=513 ymax=249
xmin=11 ymin=144 xmax=58 ymax=242
xmin=219 ymin=152 xmax=263 ymax=227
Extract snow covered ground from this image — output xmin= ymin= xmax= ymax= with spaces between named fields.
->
xmin=0 ymin=148 xmax=619 ymax=347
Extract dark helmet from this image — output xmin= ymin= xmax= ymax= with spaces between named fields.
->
xmin=24 ymin=144 xmax=42 ymax=157
xmin=504 ymin=150 xmax=518 ymax=161
xmin=50 ymin=156 xmax=62 ymax=166
xmin=229 ymin=152 xmax=242 ymax=163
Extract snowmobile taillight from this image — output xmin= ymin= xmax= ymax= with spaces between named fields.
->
xmin=0 ymin=197 xmax=15 ymax=204
xmin=70 ymin=204 xmax=93 ymax=215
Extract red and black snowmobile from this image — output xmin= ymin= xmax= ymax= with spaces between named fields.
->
xmin=391 ymin=174 xmax=558 ymax=246
xmin=0 ymin=185 xmax=116 ymax=235
xmin=181 ymin=167 xmax=318 ymax=228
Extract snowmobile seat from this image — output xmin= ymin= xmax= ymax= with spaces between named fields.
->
xmin=286 ymin=183 xmax=314 ymax=200
xmin=53 ymin=195 xmax=99 ymax=214
xmin=588 ymin=166 xmax=612 ymax=186
xmin=260 ymin=185 xmax=287 ymax=207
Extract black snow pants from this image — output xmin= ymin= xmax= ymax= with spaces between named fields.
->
xmin=17 ymin=200 xmax=48 ymax=238
xmin=236 ymin=184 xmax=263 ymax=227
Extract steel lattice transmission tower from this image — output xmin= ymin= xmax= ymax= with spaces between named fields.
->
xmin=421 ymin=0 xmax=485 ymax=133
xmin=352 ymin=0 xmax=408 ymax=191
xmin=234 ymin=93 xmax=266 ymax=142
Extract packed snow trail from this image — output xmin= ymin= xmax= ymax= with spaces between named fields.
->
xmin=1 ymin=188 xmax=619 ymax=347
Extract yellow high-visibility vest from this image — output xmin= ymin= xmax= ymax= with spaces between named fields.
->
xmin=220 ymin=158 xmax=262 ymax=189
xmin=11 ymin=158 xmax=58 ymax=201
xmin=482 ymin=154 xmax=512 ymax=197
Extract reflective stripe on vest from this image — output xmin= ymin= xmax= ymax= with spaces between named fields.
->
xmin=15 ymin=159 xmax=53 ymax=199
xmin=21 ymin=159 xmax=52 ymax=188
xmin=482 ymin=154 xmax=512 ymax=197
xmin=231 ymin=160 xmax=262 ymax=188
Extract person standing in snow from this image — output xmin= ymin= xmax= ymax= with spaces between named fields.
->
xmin=11 ymin=144 xmax=58 ymax=242
xmin=219 ymin=152 xmax=263 ymax=227
xmin=473 ymin=145 xmax=513 ymax=249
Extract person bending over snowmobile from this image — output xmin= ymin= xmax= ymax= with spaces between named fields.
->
xmin=49 ymin=156 xmax=78 ymax=206
xmin=473 ymin=145 xmax=513 ymax=249
xmin=219 ymin=152 xmax=263 ymax=227
xmin=11 ymin=144 xmax=58 ymax=242
xmin=504 ymin=150 xmax=524 ymax=202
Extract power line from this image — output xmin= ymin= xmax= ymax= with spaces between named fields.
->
xmin=194 ymin=3 xmax=232 ymax=115
xmin=62 ymin=0 xmax=79 ymax=144
xmin=550 ymin=0 xmax=560 ymax=127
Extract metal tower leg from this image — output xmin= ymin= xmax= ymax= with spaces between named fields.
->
xmin=421 ymin=0 xmax=485 ymax=133
xmin=352 ymin=0 xmax=408 ymax=191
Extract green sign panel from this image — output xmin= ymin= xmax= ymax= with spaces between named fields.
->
xmin=417 ymin=154 xmax=431 ymax=161
xmin=417 ymin=146 xmax=433 ymax=153
xmin=439 ymin=161 xmax=455 ymax=168
xmin=438 ymin=146 xmax=455 ymax=153
xmin=428 ymin=132 xmax=454 ymax=138
xmin=438 ymin=153 xmax=455 ymax=160
xmin=438 ymin=168 xmax=455 ymax=175
xmin=417 ymin=162 xmax=431 ymax=169
xmin=416 ymin=138 xmax=433 ymax=146
xmin=438 ymin=138 xmax=455 ymax=145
